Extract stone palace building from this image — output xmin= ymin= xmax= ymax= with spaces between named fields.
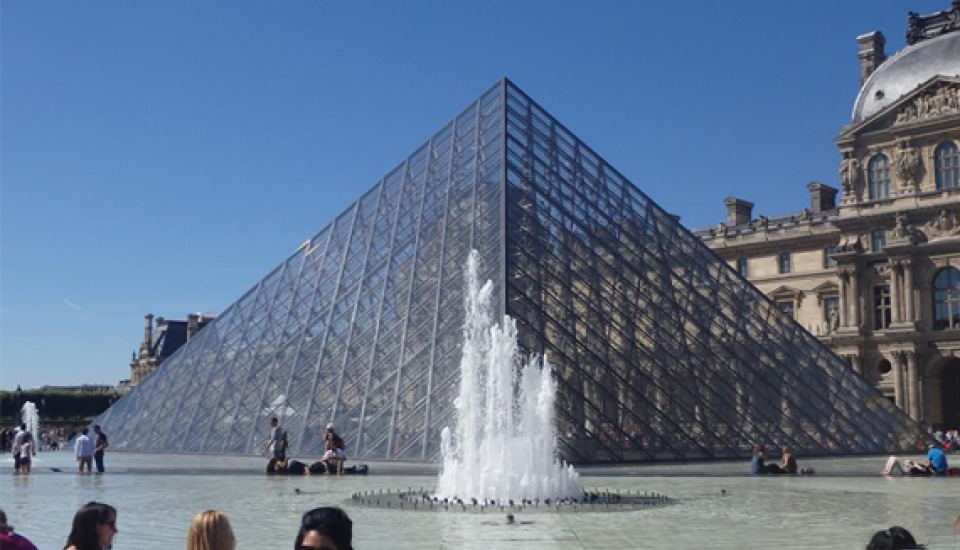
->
xmin=130 ymin=312 xmax=215 ymax=385
xmin=696 ymin=2 xmax=960 ymax=431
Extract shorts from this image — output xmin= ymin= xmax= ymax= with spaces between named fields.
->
xmin=79 ymin=456 xmax=93 ymax=468
xmin=322 ymin=449 xmax=345 ymax=461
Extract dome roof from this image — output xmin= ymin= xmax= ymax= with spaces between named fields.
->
xmin=852 ymin=31 xmax=960 ymax=123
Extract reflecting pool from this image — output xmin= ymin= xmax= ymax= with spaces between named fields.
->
xmin=3 ymin=452 xmax=959 ymax=549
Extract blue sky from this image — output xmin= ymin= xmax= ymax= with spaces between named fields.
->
xmin=1 ymin=1 xmax=947 ymax=389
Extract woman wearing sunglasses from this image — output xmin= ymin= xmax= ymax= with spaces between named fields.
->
xmin=63 ymin=501 xmax=118 ymax=550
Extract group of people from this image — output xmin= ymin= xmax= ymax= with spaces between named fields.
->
xmin=73 ymin=425 xmax=109 ymax=473
xmin=9 ymin=424 xmax=38 ymax=474
xmin=932 ymin=428 xmax=959 ymax=451
xmin=750 ymin=444 xmax=810 ymax=475
xmin=0 ymin=502 xmax=354 ymax=550
xmin=264 ymin=418 xmax=349 ymax=475
xmin=881 ymin=443 xmax=951 ymax=476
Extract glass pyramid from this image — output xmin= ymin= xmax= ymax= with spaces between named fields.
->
xmin=95 ymin=79 xmax=929 ymax=462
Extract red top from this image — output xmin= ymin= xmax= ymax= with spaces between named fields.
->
xmin=0 ymin=532 xmax=40 ymax=550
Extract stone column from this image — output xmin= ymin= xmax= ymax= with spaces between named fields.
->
xmin=851 ymin=269 xmax=862 ymax=329
xmin=893 ymin=353 xmax=905 ymax=410
xmin=890 ymin=262 xmax=902 ymax=324
xmin=850 ymin=354 xmax=864 ymax=377
xmin=839 ymin=271 xmax=850 ymax=328
xmin=903 ymin=259 xmax=915 ymax=323
xmin=906 ymin=352 xmax=920 ymax=420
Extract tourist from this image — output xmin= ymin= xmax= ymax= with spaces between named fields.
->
xmin=63 ymin=501 xmax=118 ymax=550
xmin=187 ymin=509 xmax=236 ymax=550
xmin=865 ymin=526 xmax=923 ymax=550
xmin=13 ymin=423 xmax=29 ymax=473
xmin=0 ymin=508 xmax=39 ymax=550
xmin=924 ymin=443 xmax=948 ymax=475
xmin=321 ymin=425 xmax=346 ymax=475
xmin=295 ymin=507 xmax=353 ymax=550
xmin=17 ymin=433 xmax=36 ymax=474
xmin=766 ymin=446 xmax=798 ymax=475
xmin=263 ymin=417 xmax=287 ymax=462
xmin=93 ymin=425 xmax=109 ymax=473
xmin=750 ymin=444 xmax=768 ymax=474
xmin=75 ymin=428 xmax=94 ymax=474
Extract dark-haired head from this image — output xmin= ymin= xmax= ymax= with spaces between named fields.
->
xmin=64 ymin=501 xmax=118 ymax=550
xmin=866 ymin=526 xmax=922 ymax=550
xmin=295 ymin=507 xmax=352 ymax=550
xmin=81 ymin=428 xmax=89 ymax=435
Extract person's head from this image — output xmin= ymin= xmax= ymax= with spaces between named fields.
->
xmin=81 ymin=427 xmax=89 ymax=436
xmin=94 ymin=425 xmax=101 ymax=434
xmin=295 ymin=507 xmax=353 ymax=550
xmin=753 ymin=444 xmax=763 ymax=454
xmin=64 ymin=501 xmax=118 ymax=550
xmin=270 ymin=417 xmax=278 ymax=427
xmin=187 ymin=509 xmax=236 ymax=550
xmin=19 ymin=423 xmax=25 ymax=431
xmin=865 ymin=526 xmax=921 ymax=550
xmin=0 ymin=507 xmax=12 ymax=535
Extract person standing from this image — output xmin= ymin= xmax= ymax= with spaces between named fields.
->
xmin=75 ymin=428 xmax=94 ymax=473
xmin=12 ymin=424 xmax=30 ymax=474
xmin=92 ymin=425 xmax=108 ymax=473
xmin=263 ymin=417 xmax=286 ymax=462
xmin=17 ymin=434 xmax=35 ymax=474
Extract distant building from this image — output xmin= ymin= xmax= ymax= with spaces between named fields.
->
xmin=130 ymin=312 xmax=215 ymax=385
xmin=35 ymin=384 xmax=118 ymax=393
xmin=696 ymin=2 xmax=960 ymax=430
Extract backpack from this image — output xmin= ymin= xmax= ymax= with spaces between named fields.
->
xmin=277 ymin=430 xmax=288 ymax=452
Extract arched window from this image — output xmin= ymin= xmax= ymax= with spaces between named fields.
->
xmin=935 ymin=141 xmax=960 ymax=190
xmin=933 ymin=267 xmax=960 ymax=330
xmin=868 ymin=154 xmax=891 ymax=200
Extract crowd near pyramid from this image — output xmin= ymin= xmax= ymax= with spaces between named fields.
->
xmin=95 ymin=79 xmax=930 ymax=462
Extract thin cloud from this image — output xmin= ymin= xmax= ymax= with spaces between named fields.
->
xmin=63 ymin=299 xmax=87 ymax=312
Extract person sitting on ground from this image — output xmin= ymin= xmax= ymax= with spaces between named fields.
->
xmin=766 ymin=446 xmax=798 ymax=474
xmin=0 ymin=508 xmax=39 ymax=550
xmin=64 ymin=501 xmax=118 ymax=550
xmin=295 ymin=507 xmax=353 ymax=550
xmin=750 ymin=444 xmax=768 ymax=474
xmin=187 ymin=509 xmax=236 ymax=550
xmin=267 ymin=457 xmax=310 ymax=475
xmin=321 ymin=425 xmax=346 ymax=475
xmin=865 ymin=526 xmax=923 ymax=550
xmin=924 ymin=443 xmax=948 ymax=475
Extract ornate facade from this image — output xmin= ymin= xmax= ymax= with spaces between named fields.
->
xmin=130 ymin=312 xmax=215 ymax=385
xmin=697 ymin=3 xmax=960 ymax=431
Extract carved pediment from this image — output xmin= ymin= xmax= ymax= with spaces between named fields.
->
xmin=768 ymin=285 xmax=805 ymax=304
xmin=893 ymin=81 xmax=960 ymax=126
xmin=921 ymin=209 xmax=960 ymax=240
xmin=844 ymin=77 xmax=960 ymax=136
xmin=811 ymin=281 xmax=840 ymax=296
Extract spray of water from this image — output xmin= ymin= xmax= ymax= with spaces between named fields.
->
xmin=21 ymin=402 xmax=40 ymax=439
xmin=436 ymin=251 xmax=581 ymax=502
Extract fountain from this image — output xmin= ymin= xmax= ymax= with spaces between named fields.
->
xmin=436 ymin=250 xmax=580 ymax=502
xmin=21 ymin=401 xmax=40 ymax=438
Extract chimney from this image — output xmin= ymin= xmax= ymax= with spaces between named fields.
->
xmin=857 ymin=31 xmax=886 ymax=86
xmin=144 ymin=314 xmax=154 ymax=346
xmin=724 ymin=197 xmax=754 ymax=227
xmin=187 ymin=313 xmax=200 ymax=341
xmin=806 ymin=182 xmax=838 ymax=213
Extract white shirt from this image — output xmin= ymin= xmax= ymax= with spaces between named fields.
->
xmin=13 ymin=430 xmax=30 ymax=453
xmin=75 ymin=434 xmax=94 ymax=458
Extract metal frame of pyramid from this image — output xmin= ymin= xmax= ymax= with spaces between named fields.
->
xmin=95 ymin=79 xmax=930 ymax=462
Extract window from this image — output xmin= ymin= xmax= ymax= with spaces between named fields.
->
xmin=871 ymin=229 xmax=886 ymax=253
xmin=874 ymin=284 xmax=892 ymax=330
xmin=777 ymin=300 xmax=795 ymax=319
xmin=823 ymin=296 xmax=840 ymax=327
xmin=868 ymin=154 xmax=891 ymax=200
xmin=737 ymin=258 xmax=749 ymax=277
xmin=824 ymin=246 xmax=838 ymax=268
xmin=935 ymin=141 xmax=960 ymax=189
xmin=933 ymin=266 xmax=960 ymax=330
xmin=778 ymin=252 xmax=791 ymax=274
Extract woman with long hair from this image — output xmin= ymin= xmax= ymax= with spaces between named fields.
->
xmin=63 ymin=502 xmax=118 ymax=550
xmin=295 ymin=507 xmax=353 ymax=550
xmin=187 ymin=510 xmax=236 ymax=550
